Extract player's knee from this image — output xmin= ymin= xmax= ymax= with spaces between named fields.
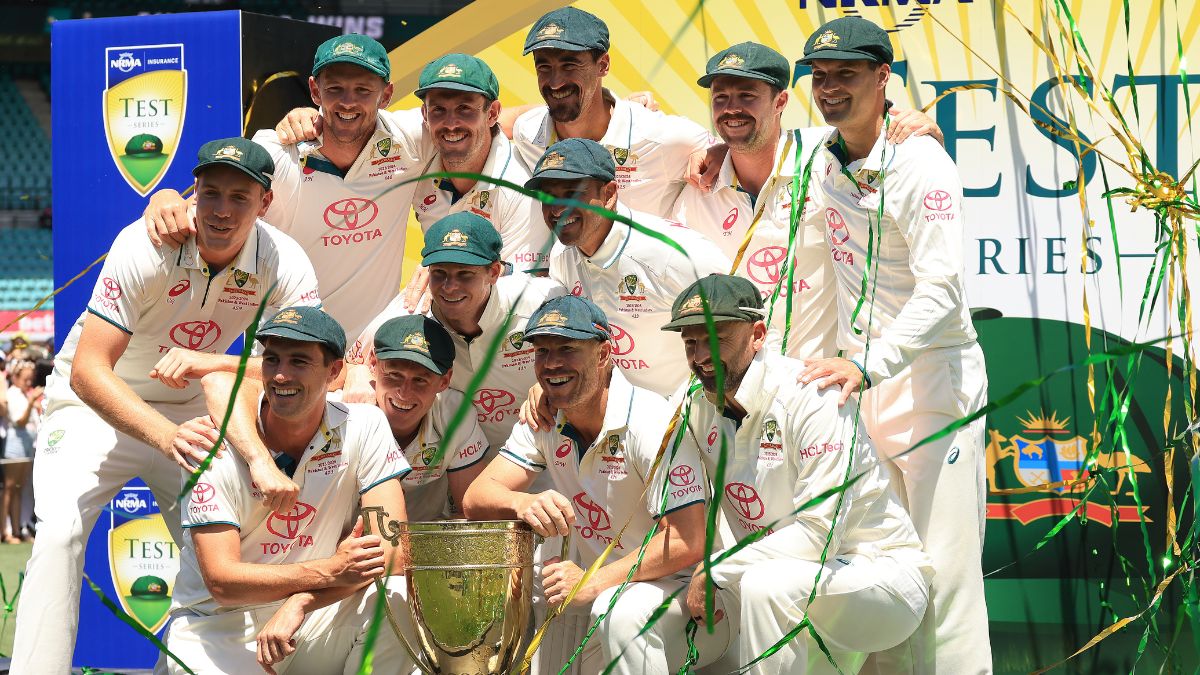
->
xmin=592 ymin=584 xmax=660 ymax=642
xmin=739 ymin=566 xmax=790 ymax=606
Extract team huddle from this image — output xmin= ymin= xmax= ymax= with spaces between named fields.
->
xmin=14 ymin=8 xmax=992 ymax=675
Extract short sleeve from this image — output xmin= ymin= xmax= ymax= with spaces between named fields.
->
xmin=86 ymin=222 xmax=167 ymax=334
xmin=262 ymin=226 xmax=321 ymax=311
xmin=181 ymin=455 xmax=244 ymax=529
xmin=498 ymin=421 xmax=546 ymax=472
xmin=352 ymin=405 xmax=412 ymax=493
xmin=631 ymin=399 xmax=707 ymax=519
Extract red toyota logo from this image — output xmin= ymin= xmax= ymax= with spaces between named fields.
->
xmin=169 ymin=320 xmax=222 ymax=351
xmin=669 ymin=465 xmax=696 ymax=486
xmin=266 ymin=501 xmax=317 ymax=539
xmin=608 ymin=323 xmax=635 ymax=356
xmin=573 ymin=492 xmax=612 ymax=531
xmin=556 ymin=440 xmax=573 ymax=458
xmin=725 ymin=482 xmax=765 ymax=520
xmin=474 ymin=388 xmax=515 ymax=414
xmin=323 ymin=198 xmax=379 ymax=231
xmin=923 ymin=190 xmax=952 ymax=212
xmin=192 ymin=483 xmax=215 ymax=504
xmin=746 ymin=246 xmax=788 ymax=285
xmin=101 ymin=277 xmax=122 ymax=300
xmin=722 ymin=207 xmax=738 ymax=231
xmin=826 ymin=208 xmax=850 ymax=246
xmin=168 ymin=280 xmax=190 ymax=297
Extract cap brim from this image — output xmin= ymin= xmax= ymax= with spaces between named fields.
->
xmin=661 ymin=313 xmax=749 ymax=332
xmin=697 ymin=69 xmax=782 ymax=89
xmin=193 ymin=159 xmax=271 ymax=189
xmin=525 ymin=169 xmax=612 ymax=190
xmin=314 ymin=55 xmax=390 ymax=79
xmin=421 ymin=249 xmax=499 ymax=266
xmin=126 ymin=150 xmax=165 ymax=157
xmin=522 ymin=39 xmax=593 ymax=55
xmin=373 ymin=349 xmax=449 ymax=375
xmin=415 ymin=81 xmax=493 ymax=99
xmin=256 ymin=326 xmax=343 ymax=354
xmin=798 ymin=49 xmax=885 ymax=65
xmin=523 ymin=326 xmax=606 ymax=342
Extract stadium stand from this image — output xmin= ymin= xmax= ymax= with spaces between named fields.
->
xmin=0 ymin=67 xmax=51 ymax=211
xmin=0 ymin=228 xmax=53 ymax=310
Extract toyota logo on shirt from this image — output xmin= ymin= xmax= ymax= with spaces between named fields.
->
xmin=572 ymin=492 xmax=612 ymax=531
xmin=724 ymin=482 xmax=765 ymax=521
xmin=192 ymin=483 xmax=215 ymax=504
xmin=169 ymin=320 xmax=222 ymax=351
xmin=101 ymin=277 xmax=123 ymax=300
xmin=669 ymin=465 xmax=696 ymax=486
xmin=745 ymin=246 xmax=788 ymax=285
xmin=826 ymin=208 xmax=850 ymax=246
xmin=474 ymin=388 xmax=515 ymax=414
xmin=266 ymin=501 xmax=317 ymax=539
xmin=923 ymin=189 xmax=953 ymax=211
xmin=323 ymin=198 xmax=379 ymax=231
xmin=608 ymin=323 xmax=635 ymax=355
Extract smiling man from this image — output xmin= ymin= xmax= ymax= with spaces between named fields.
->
xmin=166 ymin=306 xmax=412 ymax=674
xmin=795 ymin=17 xmax=992 ymax=674
xmin=463 ymin=295 xmax=721 ymax=675
xmin=12 ymin=138 xmax=320 ymax=672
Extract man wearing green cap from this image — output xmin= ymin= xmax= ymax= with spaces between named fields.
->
xmin=347 ymin=212 xmax=565 ymax=454
xmin=168 ymin=306 xmax=413 ymax=674
xmin=143 ymin=34 xmax=436 ymax=343
xmin=13 ymin=138 xmax=321 ymax=672
xmin=794 ymin=16 xmax=992 ymax=674
xmin=512 ymin=6 xmax=713 ymax=217
xmin=464 ymin=295 xmax=722 ymax=675
xmin=674 ymin=42 xmax=942 ymax=364
xmin=527 ymin=138 xmax=730 ymax=399
xmin=663 ymin=274 xmax=930 ymax=675
xmin=369 ymin=314 xmax=488 ymax=520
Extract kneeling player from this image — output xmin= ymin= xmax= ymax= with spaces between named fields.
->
xmin=665 ymin=275 xmax=931 ymax=674
xmin=166 ymin=307 xmax=412 ymax=674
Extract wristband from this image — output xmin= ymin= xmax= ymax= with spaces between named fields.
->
xmin=849 ymin=358 xmax=873 ymax=389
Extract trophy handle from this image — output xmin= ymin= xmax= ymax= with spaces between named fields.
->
xmin=360 ymin=508 xmax=438 ymax=674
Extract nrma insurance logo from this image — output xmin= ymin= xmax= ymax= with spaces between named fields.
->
xmin=108 ymin=487 xmax=178 ymax=633
xmin=103 ymin=44 xmax=187 ymax=196
xmin=799 ymin=0 xmax=975 ymax=33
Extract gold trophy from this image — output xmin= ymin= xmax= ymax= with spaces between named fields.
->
xmin=363 ymin=509 xmax=567 ymax=674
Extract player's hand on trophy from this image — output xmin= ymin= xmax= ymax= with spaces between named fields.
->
xmin=625 ymin=90 xmax=660 ymax=112
xmin=687 ymin=143 xmax=729 ymax=192
xmin=516 ymin=490 xmax=575 ymax=537
xmin=340 ymin=363 xmax=377 ymax=405
xmin=519 ymin=382 xmax=556 ymax=432
xmin=685 ymin=570 xmax=725 ymax=627
xmin=276 ymin=107 xmax=322 ymax=144
xmin=887 ymin=107 xmax=944 ymax=145
xmin=403 ymin=266 xmax=433 ymax=313
xmin=799 ymin=356 xmax=867 ymax=406
xmin=160 ymin=416 xmax=221 ymax=470
xmin=249 ymin=459 xmax=301 ymax=514
xmin=325 ymin=516 xmax=386 ymax=586
xmin=143 ymin=188 xmax=194 ymax=247
xmin=256 ymin=594 xmax=307 ymax=673
xmin=150 ymin=348 xmax=220 ymax=389
xmin=542 ymin=557 xmax=596 ymax=609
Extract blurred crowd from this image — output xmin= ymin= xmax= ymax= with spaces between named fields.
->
xmin=0 ymin=333 xmax=52 ymax=544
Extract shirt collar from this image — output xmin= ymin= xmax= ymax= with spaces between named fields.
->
xmin=555 ymin=367 xmax=636 ymax=450
xmin=721 ymin=128 xmax=792 ymax=192
xmin=177 ymin=216 xmax=261 ymax=276
xmin=475 ymin=132 xmax=515 ymax=191
xmin=303 ymin=115 xmax=391 ymax=164
xmin=823 ymin=117 xmax=890 ymax=180
xmin=704 ymin=348 xmax=768 ymax=415
xmin=582 ymin=202 xmax=633 ymax=270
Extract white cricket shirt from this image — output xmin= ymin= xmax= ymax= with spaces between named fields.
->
xmin=174 ymin=401 xmax=411 ymax=615
xmin=672 ymin=128 xmax=838 ymax=360
xmin=548 ymin=204 xmax=731 ymax=397
xmin=815 ymin=125 xmax=977 ymax=385
xmin=511 ymin=95 xmax=712 ymax=217
xmin=500 ymin=369 xmax=706 ymax=567
xmin=45 ymin=219 xmax=320 ymax=413
xmin=396 ymin=388 xmax=488 ymax=522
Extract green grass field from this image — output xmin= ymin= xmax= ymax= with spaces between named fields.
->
xmin=0 ymin=542 xmax=30 ymax=658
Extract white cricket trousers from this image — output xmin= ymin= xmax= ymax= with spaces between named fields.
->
xmin=12 ymin=398 xmax=207 ymax=674
xmin=532 ymin=577 xmax=733 ymax=675
xmin=163 ymin=578 xmax=414 ymax=674
xmin=720 ymin=553 xmax=928 ymax=674
xmin=859 ymin=342 xmax=992 ymax=674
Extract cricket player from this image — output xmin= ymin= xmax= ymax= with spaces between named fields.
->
xmin=463 ymin=295 xmax=725 ymax=675
xmin=368 ymin=314 xmax=488 ymax=521
xmin=12 ymin=138 xmax=321 ymax=672
xmin=666 ymin=274 xmax=930 ymax=674
xmin=166 ymin=306 xmax=412 ymax=674
xmin=796 ymin=17 xmax=992 ymax=673
xmin=512 ymin=7 xmax=713 ymax=217
xmin=345 ymin=212 xmax=566 ymax=452
xmin=527 ymin=138 xmax=730 ymax=398
xmin=675 ymin=42 xmax=943 ymax=362
xmin=144 ymin=34 xmax=436 ymax=341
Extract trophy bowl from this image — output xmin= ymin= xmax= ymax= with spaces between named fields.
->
xmin=382 ymin=519 xmax=538 ymax=675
